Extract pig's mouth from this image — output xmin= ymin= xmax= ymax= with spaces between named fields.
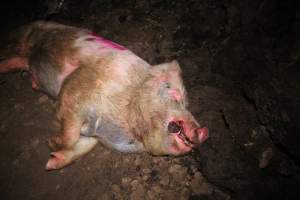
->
xmin=168 ymin=121 xmax=194 ymax=147
xmin=168 ymin=121 xmax=209 ymax=150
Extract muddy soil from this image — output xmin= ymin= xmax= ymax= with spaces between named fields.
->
xmin=0 ymin=1 xmax=300 ymax=200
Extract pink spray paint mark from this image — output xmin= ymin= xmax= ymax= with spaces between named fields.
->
xmin=91 ymin=33 xmax=126 ymax=50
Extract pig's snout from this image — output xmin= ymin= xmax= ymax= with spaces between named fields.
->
xmin=195 ymin=127 xmax=209 ymax=144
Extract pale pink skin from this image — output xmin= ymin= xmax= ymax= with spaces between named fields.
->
xmin=56 ymin=59 xmax=80 ymax=88
xmin=0 ymin=32 xmax=127 ymax=93
xmin=32 ymin=33 xmax=127 ymax=96
xmin=56 ymin=34 xmax=127 ymax=91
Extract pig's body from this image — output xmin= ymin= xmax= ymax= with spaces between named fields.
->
xmin=0 ymin=21 xmax=133 ymax=98
xmin=0 ymin=21 xmax=209 ymax=170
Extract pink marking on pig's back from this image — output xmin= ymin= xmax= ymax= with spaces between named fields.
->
xmin=91 ymin=33 xmax=126 ymax=50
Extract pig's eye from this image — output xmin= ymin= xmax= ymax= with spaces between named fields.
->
xmin=167 ymin=121 xmax=181 ymax=133
xmin=165 ymin=82 xmax=171 ymax=89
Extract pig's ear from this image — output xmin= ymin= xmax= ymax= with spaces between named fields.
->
xmin=150 ymin=60 xmax=187 ymax=104
xmin=150 ymin=60 xmax=182 ymax=77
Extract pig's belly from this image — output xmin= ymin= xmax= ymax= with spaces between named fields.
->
xmin=81 ymin=116 xmax=144 ymax=153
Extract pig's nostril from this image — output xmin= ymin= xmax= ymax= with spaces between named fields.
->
xmin=168 ymin=121 xmax=181 ymax=133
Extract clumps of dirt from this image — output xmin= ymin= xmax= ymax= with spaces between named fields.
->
xmin=94 ymin=153 xmax=217 ymax=200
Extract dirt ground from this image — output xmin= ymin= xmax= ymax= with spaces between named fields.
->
xmin=0 ymin=1 xmax=300 ymax=200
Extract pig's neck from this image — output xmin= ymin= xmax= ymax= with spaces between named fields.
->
xmin=125 ymin=76 xmax=154 ymax=142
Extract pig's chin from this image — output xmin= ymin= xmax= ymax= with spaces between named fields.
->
xmin=172 ymin=134 xmax=193 ymax=153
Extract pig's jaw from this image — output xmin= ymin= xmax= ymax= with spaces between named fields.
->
xmin=172 ymin=134 xmax=193 ymax=153
xmin=167 ymin=120 xmax=195 ymax=154
xmin=175 ymin=122 xmax=194 ymax=146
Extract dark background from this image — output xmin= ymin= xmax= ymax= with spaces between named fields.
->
xmin=0 ymin=0 xmax=299 ymax=199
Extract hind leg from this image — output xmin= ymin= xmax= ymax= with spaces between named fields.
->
xmin=0 ymin=57 xmax=41 ymax=90
xmin=46 ymin=136 xmax=98 ymax=170
xmin=0 ymin=57 xmax=28 ymax=72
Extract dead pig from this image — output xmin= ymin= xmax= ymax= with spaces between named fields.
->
xmin=0 ymin=21 xmax=209 ymax=170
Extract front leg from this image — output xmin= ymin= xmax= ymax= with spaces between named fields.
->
xmin=46 ymin=136 xmax=98 ymax=170
xmin=46 ymin=113 xmax=86 ymax=170
xmin=48 ymin=114 xmax=82 ymax=151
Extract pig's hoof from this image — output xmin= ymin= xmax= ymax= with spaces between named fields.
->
xmin=45 ymin=152 xmax=66 ymax=170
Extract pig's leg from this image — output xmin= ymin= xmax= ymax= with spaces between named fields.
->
xmin=0 ymin=57 xmax=41 ymax=90
xmin=48 ymin=114 xmax=82 ymax=151
xmin=0 ymin=57 xmax=28 ymax=72
xmin=46 ymin=136 xmax=98 ymax=170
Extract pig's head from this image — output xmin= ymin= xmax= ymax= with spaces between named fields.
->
xmin=136 ymin=60 xmax=209 ymax=155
